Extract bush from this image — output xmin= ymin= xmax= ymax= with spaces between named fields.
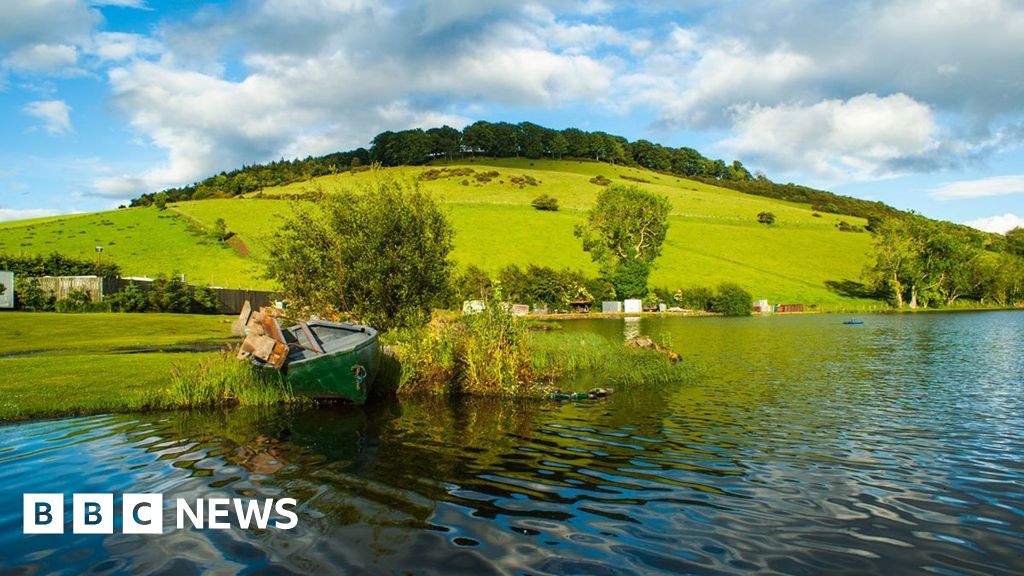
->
xmin=148 ymin=273 xmax=193 ymax=312
xmin=589 ymin=175 xmax=612 ymax=186
xmin=676 ymin=285 xmax=715 ymax=311
xmin=455 ymin=264 xmax=492 ymax=303
xmin=266 ymin=177 xmax=454 ymax=332
xmin=14 ymin=278 xmax=55 ymax=311
xmin=757 ymin=211 xmax=776 ymax=225
xmin=531 ymin=194 xmax=559 ymax=211
xmin=108 ymin=282 xmax=149 ymax=312
xmin=712 ymin=283 xmax=753 ymax=316
xmin=54 ymin=289 xmax=97 ymax=313
xmin=192 ymin=285 xmax=220 ymax=313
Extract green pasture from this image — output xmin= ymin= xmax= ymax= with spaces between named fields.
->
xmin=0 ymin=158 xmax=877 ymax=306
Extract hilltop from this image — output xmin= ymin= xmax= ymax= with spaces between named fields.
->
xmin=1 ymin=157 xmax=880 ymax=308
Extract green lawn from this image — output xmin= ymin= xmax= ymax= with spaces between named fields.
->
xmin=0 ymin=312 xmax=236 ymax=420
xmin=1 ymin=158 xmax=878 ymax=306
xmin=0 ymin=207 xmax=268 ymax=289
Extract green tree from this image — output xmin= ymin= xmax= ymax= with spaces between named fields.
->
xmin=266 ymin=178 xmax=454 ymax=331
xmin=456 ymin=264 xmax=492 ymax=302
xmin=712 ymin=283 xmax=752 ymax=316
xmin=575 ymin=184 xmax=670 ymax=299
xmin=609 ymin=258 xmax=650 ymax=299
xmin=1005 ymin=227 xmax=1024 ymax=257
xmin=550 ymin=132 xmax=569 ymax=158
xmin=426 ymin=125 xmax=462 ymax=161
xmin=757 ymin=211 xmax=776 ymax=225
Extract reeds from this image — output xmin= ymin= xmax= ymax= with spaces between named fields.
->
xmin=157 ymin=349 xmax=304 ymax=409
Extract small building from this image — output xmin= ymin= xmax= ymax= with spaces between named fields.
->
xmin=569 ymin=299 xmax=591 ymax=313
xmin=753 ymin=299 xmax=771 ymax=313
xmin=601 ymin=301 xmax=623 ymax=313
xmin=777 ymin=303 xmax=805 ymax=313
xmin=511 ymin=304 xmax=530 ymax=317
xmin=0 ymin=271 xmax=13 ymax=309
xmin=623 ymin=298 xmax=643 ymax=314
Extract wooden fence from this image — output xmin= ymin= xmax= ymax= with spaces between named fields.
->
xmin=33 ymin=276 xmax=104 ymax=303
xmin=25 ymin=276 xmax=277 ymax=315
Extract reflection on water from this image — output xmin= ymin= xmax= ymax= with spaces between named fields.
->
xmin=0 ymin=311 xmax=1022 ymax=574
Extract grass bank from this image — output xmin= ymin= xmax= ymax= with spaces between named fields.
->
xmin=383 ymin=307 xmax=693 ymax=397
xmin=1 ymin=310 xmax=692 ymax=422
xmin=0 ymin=312 xmax=300 ymax=421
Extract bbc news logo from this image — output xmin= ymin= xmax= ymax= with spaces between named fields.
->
xmin=24 ymin=494 xmax=298 ymax=534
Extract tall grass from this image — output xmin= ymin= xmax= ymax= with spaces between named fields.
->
xmin=384 ymin=302 xmax=536 ymax=397
xmin=385 ymin=308 xmax=695 ymax=397
xmin=157 ymin=350 xmax=304 ymax=409
xmin=529 ymin=331 xmax=695 ymax=390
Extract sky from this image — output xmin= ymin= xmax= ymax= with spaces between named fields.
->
xmin=1 ymin=0 xmax=1023 ymax=233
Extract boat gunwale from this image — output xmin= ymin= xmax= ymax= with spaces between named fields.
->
xmin=284 ymin=323 xmax=379 ymax=367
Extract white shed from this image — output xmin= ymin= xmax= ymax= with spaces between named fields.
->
xmin=0 ymin=271 xmax=12 ymax=309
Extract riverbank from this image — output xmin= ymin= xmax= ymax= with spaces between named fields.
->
xmin=0 ymin=312 xmax=237 ymax=421
xmin=0 ymin=311 xmax=692 ymax=422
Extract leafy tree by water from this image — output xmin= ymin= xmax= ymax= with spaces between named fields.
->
xmin=712 ymin=283 xmax=753 ymax=316
xmin=266 ymin=178 xmax=454 ymax=331
xmin=575 ymin=184 xmax=670 ymax=298
xmin=608 ymin=258 xmax=650 ymax=299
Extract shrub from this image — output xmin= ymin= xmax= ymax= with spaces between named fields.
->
xmin=757 ymin=211 xmax=776 ymax=225
xmin=676 ymin=285 xmax=715 ymax=311
xmin=14 ymin=278 xmax=55 ymax=311
xmin=266 ymin=177 xmax=454 ymax=332
xmin=54 ymin=289 xmax=96 ymax=313
xmin=712 ymin=282 xmax=753 ymax=316
xmin=836 ymin=220 xmax=864 ymax=233
xmin=589 ymin=175 xmax=612 ymax=186
xmin=192 ymin=285 xmax=220 ymax=313
xmin=108 ymin=282 xmax=149 ymax=312
xmin=456 ymin=264 xmax=492 ymax=302
xmin=531 ymin=194 xmax=559 ymax=211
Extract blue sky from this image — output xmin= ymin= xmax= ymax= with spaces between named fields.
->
xmin=2 ymin=0 xmax=1023 ymax=233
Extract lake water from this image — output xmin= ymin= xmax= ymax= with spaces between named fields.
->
xmin=1 ymin=311 xmax=1022 ymax=574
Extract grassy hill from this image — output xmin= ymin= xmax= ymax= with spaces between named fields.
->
xmin=0 ymin=159 xmax=879 ymax=308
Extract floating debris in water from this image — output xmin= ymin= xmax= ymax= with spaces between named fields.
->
xmin=549 ymin=388 xmax=614 ymax=401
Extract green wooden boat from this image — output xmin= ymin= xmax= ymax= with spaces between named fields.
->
xmin=281 ymin=320 xmax=380 ymax=404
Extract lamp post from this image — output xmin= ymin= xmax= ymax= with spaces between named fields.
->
xmin=95 ymin=246 xmax=103 ymax=270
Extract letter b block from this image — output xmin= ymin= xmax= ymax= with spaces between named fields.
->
xmin=24 ymin=494 xmax=64 ymax=534
xmin=73 ymin=494 xmax=113 ymax=534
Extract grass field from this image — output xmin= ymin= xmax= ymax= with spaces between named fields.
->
xmin=0 ymin=313 xmax=236 ymax=420
xmin=1 ymin=158 xmax=878 ymax=307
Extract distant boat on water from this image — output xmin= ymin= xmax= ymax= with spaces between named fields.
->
xmin=843 ymin=319 xmax=865 ymax=325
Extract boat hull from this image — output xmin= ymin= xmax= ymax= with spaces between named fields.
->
xmin=285 ymin=331 xmax=380 ymax=404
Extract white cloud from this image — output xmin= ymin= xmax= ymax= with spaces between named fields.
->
xmin=98 ymin=0 xmax=617 ymax=193
xmin=0 ymin=1 xmax=99 ymax=48
xmin=720 ymin=93 xmax=940 ymax=181
xmin=87 ymin=32 xmax=160 ymax=62
xmin=23 ymin=99 xmax=73 ymax=135
xmin=3 ymin=43 xmax=78 ymax=72
xmin=964 ymin=213 xmax=1024 ymax=234
xmin=0 ymin=208 xmax=61 ymax=222
xmin=90 ymin=0 xmax=149 ymax=7
xmin=931 ymin=174 xmax=1024 ymax=199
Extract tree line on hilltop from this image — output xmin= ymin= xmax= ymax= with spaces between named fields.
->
xmin=128 ymin=120 xmax=904 ymax=223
